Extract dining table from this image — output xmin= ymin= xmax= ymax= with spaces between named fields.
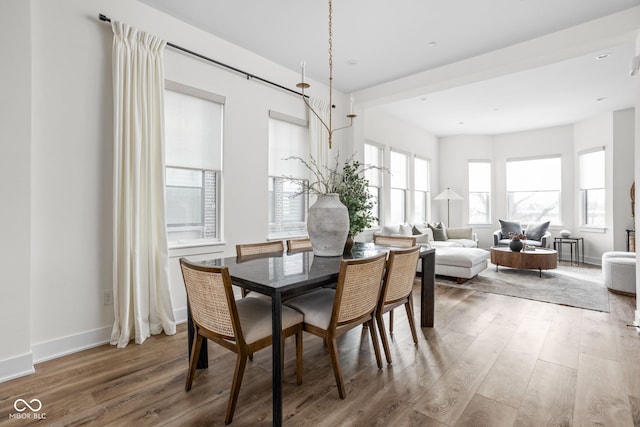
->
xmin=187 ymin=242 xmax=436 ymax=426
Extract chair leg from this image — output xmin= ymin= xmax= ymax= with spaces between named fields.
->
xmin=368 ymin=318 xmax=383 ymax=369
xmin=327 ymin=336 xmax=346 ymax=399
xmin=295 ymin=327 xmax=303 ymax=385
xmin=389 ymin=309 xmax=394 ymax=334
xmin=225 ymin=351 xmax=248 ymax=425
xmin=185 ymin=333 xmax=204 ymax=391
xmin=375 ymin=311 xmax=393 ymax=364
xmin=405 ymin=298 xmax=419 ymax=345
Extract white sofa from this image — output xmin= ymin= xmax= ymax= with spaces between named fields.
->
xmin=375 ymin=223 xmax=489 ymax=282
xmin=376 ymin=223 xmax=478 ymax=249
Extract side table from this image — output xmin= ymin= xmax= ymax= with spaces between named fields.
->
xmin=553 ymin=237 xmax=584 ymax=265
xmin=626 ymin=229 xmax=635 ymax=252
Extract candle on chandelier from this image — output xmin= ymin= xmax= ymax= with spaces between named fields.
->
xmin=300 ymin=60 xmax=306 ymax=84
xmin=349 ymin=96 xmax=354 ymax=114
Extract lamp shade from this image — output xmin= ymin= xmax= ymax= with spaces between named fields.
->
xmin=434 ymin=187 xmax=463 ymax=200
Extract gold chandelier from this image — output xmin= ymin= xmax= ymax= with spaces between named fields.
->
xmin=296 ymin=0 xmax=356 ymax=149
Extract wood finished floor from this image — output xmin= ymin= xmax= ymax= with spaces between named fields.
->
xmin=2 ymin=262 xmax=639 ymax=426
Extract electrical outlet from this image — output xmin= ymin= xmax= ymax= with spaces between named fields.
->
xmin=104 ymin=290 xmax=113 ymax=306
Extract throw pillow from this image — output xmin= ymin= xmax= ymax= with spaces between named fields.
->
xmin=381 ymin=225 xmax=399 ymax=236
xmin=428 ymin=222 xmax=448 ymax=241
xmin=525 ymin=220 xmax=550 ymax=241
xmin=446 ymin=227 xmax=473 ymax=240
xmin=499 ymin=219 xmax=522 ymax=238
xmin=398 ymin=223 xmax=413 ymax=236
xmin=415 ymin=234 xmax=431 ymax=246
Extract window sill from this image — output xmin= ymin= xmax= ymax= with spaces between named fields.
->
xmin=577 ymin=226 xmax=607 ymax=234
xmin=169 ymin=240 xmax=225 ymax=250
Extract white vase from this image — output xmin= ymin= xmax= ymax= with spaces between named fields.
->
xmin=307 ymin=193 xmax=349 ymax=256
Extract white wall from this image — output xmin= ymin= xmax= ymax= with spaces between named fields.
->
xmin=0 ymin=0 xmax=33 ymax=381
xmin=612 ymin=109 xmax=635 ymax=249
xmin=438 ymin=135 xmax=494 ymax=241
xmin=573 ymin=113 xmax=615 ymax=263
xmin=1 ymin=0 xmax=349 ymax=381
xmin=361 ymin=108 xmax=439 ymax=233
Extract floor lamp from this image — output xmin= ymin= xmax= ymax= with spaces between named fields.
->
xmin=434 ymin=187 xmax=463 ymax=226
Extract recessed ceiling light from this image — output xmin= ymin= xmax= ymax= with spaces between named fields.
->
xmin=426 ymin=41 xmax=437 ymax=48
xmin=596 ymin=97 xmax=607 ymax=102
xmin=458 ymin=121 xmax=465 ymax=125
xmin=419 ymin=96 xmax=428 ymax=102
xmin=595 ymin=53 xmax=611 ymax=60
xmin=346 ymin=59 xmax=358 ymax=66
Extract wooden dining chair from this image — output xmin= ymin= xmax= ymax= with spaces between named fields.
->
xmin=180 ymin=258 xmax=304 ymax=424
xmin=373 ymin=235 xmax=417 ymax=247
xmin=236 ymin=240 xmax=285 ymax=257
xmin=375 ymin=246 xmax=421 ymax=364
xmin=284 ymin=252 xmax=387 ymax=399
xmin=236 ymin=241 xmax=284 ymax=297
xmin=286 ymin=238 xmax=313 ymax=252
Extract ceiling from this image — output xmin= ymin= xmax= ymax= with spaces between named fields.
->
xmin=141 ymin=0 xmax=640 ymax=135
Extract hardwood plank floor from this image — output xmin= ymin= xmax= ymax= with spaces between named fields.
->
xmin=1 ymin=262 xmax=638 ymax=426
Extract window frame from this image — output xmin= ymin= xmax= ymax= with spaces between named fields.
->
xmin=389 ymin=149 xmax=409 ymax=225
xmin=364 ymin=142 xmax=384 ymax=227
xmin=164 ymin=81 xmax=224 ymax=246
xmin=506 ymin=155 xmax=561 ymax=225
xmin=414 ymin=156 xmax=430 ymax=223
xmin=578 ymin=147 xmax=605 ymax=228
xmin=468 ymin=160 xmax=491 ymax=225
xmin=267 ymin=111 xmax=310 ymax=239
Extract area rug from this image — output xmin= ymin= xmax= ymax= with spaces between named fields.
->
xmin=436 ymin=263 xmax=610 ymax=312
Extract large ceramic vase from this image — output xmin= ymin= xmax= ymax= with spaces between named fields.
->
xmin=307 ymin=193 xmax=349 ymax=256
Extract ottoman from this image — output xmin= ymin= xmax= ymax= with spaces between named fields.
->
xmin=434 ymin=247 xmax=490 ymax=283
xmin=602 ymin=252 xmax=636 ymax=295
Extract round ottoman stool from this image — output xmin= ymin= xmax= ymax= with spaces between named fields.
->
xmin=602 ymin=252 xmax=636 ymax=295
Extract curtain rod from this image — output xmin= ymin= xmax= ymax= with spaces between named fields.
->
xmin=98 ymin=13 xmax=308 ymax=99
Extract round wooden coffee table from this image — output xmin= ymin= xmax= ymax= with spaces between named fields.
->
xmin=490 ymin=246 xmax=558 ymax=277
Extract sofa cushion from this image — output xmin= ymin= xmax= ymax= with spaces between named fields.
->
xmin=447 ymin=238 xmax=478 ymax=248
xmin=499 ymin=219 xmax=522 ymax=237
xmin=381 ymin=225 xmax=399 ymax=235
xmin=436 ymin=247 xmax=490 ymax=268
xmin=498 ymin=238 xmax=542 ymax=247
xmin=446 ymin=227 xmax=473 ymax=240
xmin=525 ymin=221 xmax=550 ymax=241
xmin=429 ymin=222 xmax=448 ymax=241
xmin=430 ymin=240 xmax=463 ymax=248
xmin=398 ymin=223 xmax=413 ymax=236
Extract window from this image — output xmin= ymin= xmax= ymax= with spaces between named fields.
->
xmin=506 ymin=156 xmax=561 ymax=224
xmin=389 ymin=150 xmax=408 ymax=224
xmin=164 ymin=82 xmax=223 ymax=244
xmin=364 ymin=143 xmax=383 ymax=226
xmin=468 ymin=161 xmax=491 ymax=224
xmin=414 ymin=157 xmax=430 ymax=223
xmin=579 ymin=148 xmax=605 ymax=226
xmin=268 ymin=112 xmax=309 ymax=238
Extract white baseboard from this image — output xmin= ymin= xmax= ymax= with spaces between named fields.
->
xmin=0 ymin=352 xmax=35 ymax=383
xmin=2 ymin=308 xmax=189 ymax=383
xmin=174 ymin=307 xmax=188 ymax=324
xmin=31 ymin=326 xmax=112 ymax=364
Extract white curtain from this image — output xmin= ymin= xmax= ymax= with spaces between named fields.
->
xmin=309 ymin=97 xmax=330 ymax=171
xmin=110 ymin=21 xmax=176 ymax=348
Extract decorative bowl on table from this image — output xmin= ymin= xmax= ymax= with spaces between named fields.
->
xmin=559 ymin=230 xmax=571 ymax=238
